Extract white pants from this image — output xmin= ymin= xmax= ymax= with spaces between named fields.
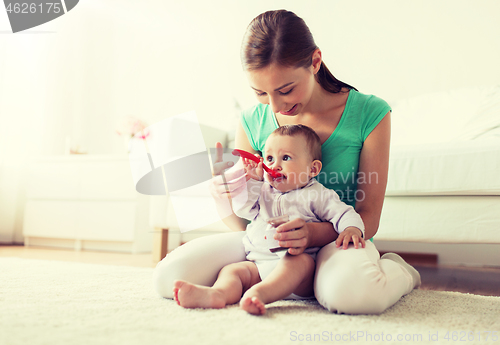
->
xmin=152 ymin=231 xmax=414 ymax=314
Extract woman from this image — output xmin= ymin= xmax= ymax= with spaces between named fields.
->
xmin=153 ymin=9 xmax=420 ymax=314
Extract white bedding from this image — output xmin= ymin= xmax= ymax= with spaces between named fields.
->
xmin=377 ymin=195 xmax=500 ymax=244
xmin=386 ymin=139 xmax=500 ymax=196
xmin=390 ymin=85 xmax=500 ymax=146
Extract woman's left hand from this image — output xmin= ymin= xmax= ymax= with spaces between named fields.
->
xmin=274 ymin=218 xmax=311 ymax=255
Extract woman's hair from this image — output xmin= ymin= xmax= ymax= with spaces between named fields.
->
xmin=241 ymin=9 xmax=357 ymax=93
xmin=272 ymin=124 xmax=322 ymax=161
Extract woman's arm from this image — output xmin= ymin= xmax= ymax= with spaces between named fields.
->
xmin=306 ymin=221 xmax=338 ymax=246
xmin=355 ymin=112 xmax=391 ymax=240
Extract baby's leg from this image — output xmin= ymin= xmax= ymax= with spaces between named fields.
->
xmin=240 ymin=253 xmax=315 ymax=315
xmin=174 ymin=261 xmax=261 ymax=309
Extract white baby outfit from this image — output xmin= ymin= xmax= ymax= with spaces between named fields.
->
xmin=234 ymin=178 xmax=365 ymax=281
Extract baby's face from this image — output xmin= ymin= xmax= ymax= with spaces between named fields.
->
xmin=264 ymin=134 xmax=319 ymax=193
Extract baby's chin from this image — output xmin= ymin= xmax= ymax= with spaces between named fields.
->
xmin=269 ymin=177 xmax=308 ymax=193
xmin=267 ymin=175 xmax=286 ymax=190
xmin=272 ymin=184 xmax=292 ymax=193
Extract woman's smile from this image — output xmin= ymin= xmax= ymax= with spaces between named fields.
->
xmin=280 ymin=104 xmax=298 ymax=115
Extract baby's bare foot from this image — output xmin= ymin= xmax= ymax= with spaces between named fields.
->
xmin=240 ymin=294 xmax=266 ymax=315
xmin=172 ymin=280 xmax=225 ymax=309
xmin=173 ymin=285 xmax=181 ymax=305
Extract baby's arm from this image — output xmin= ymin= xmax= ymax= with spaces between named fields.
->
xmin=232 ymin=178 xmax=264 ymax=222
xmin=313 ymin=186 xmax=365 ymax=249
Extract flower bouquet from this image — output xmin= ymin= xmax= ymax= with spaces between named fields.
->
xmin=116 ymin=116 xmax=150 ymax=152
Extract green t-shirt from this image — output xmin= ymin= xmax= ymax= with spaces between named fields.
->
xmin=240 ymin=89 xmax=391 ymax=209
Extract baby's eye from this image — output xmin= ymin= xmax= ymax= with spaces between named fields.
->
xmin=283 ymin=155 xmax=291 ymax=161
xmin=266 ymin=155 xmax=274 ymax=162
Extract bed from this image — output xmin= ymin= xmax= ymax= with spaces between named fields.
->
xmin=375 ymin=85 xmax=500 ymax=266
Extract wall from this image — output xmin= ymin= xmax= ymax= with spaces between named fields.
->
xmin=1 ymin=0 xmax=499 ymax=243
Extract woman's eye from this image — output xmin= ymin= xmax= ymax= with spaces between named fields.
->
xmin=266 ymin=156 xmax=274 ymax=162
xmin=283 ymin=155 xmax=291 ymax=161
xmin=256 ymin=88 xmax=293 ymax=97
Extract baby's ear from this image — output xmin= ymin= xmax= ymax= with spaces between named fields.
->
xmin=309 ymin=160 xmax=322 ymax=178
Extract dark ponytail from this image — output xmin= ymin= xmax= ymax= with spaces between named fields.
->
xmin=316 ymin=62 xmax=357 ymax=93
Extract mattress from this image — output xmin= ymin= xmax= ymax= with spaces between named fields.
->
xmin=377 ymin=195 xmax=500 ymax=244
xmin=386 ymin=139 xmax=500 ymax=196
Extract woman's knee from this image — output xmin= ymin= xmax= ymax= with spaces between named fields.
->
xmin=314 ymin=243 xmax=388 ymax=314
xmin=153 ymin=252 xmax=197 ymax=298
xmin=152 ymin=257 xmax=175 ymax=298
xmin=315 ymin=263 xmax=387 ymax=314
xmin=152 ymin=231 xmax=247 ymax=298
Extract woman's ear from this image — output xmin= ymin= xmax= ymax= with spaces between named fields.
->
xmin=309 ymin=160 xmax=322 ymax=178
xmin=311 ymin=49 xmax=322 ymax=74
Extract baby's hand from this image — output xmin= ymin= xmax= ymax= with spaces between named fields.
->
xmin=242 ymin=156 xmax=264 ymax=181
xmin=335 ymin=227 xmax=365 ymax=250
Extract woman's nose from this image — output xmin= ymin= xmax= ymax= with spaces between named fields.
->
xmin=268 ymin=96 xmax=284 ymax=114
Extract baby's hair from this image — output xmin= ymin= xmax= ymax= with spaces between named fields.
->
xmin=272 ymin=124 xmax=322 ymax=161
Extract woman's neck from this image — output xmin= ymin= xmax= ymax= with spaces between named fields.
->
xmin=302 ymin=83 xmax=349 ymax=118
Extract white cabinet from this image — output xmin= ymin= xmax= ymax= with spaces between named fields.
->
xmin=23 ymin=155 xmax=152 ymax=253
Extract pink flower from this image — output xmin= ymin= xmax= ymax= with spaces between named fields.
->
xmin=116 ymin=116 xmax=149 ymax=139
xmin=134 ymin=129 xmax=150 ymax=140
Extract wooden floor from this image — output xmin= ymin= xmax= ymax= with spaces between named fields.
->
xmin=0 ymin=244 xmax=156 ymax=268
xmin=2 ymin=244 xmax=500 ymax=297
xmin=413 ymin=264 xmax=500 ymax=296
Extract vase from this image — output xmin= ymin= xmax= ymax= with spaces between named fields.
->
xmin=123 ymin=136 xmax=132 ymax=153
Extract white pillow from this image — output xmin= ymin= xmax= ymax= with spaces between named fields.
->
xmin=454 ymin=85 xmax=500 ymax=141
xmin=390 ymin=86 xmax=492 ymax=146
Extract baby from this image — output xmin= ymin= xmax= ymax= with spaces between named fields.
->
xmin=173 ymin=124 xmax=365 ymax=315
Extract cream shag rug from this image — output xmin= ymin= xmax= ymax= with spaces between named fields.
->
xmin=1 ymin=257 xmax=499 ymax=345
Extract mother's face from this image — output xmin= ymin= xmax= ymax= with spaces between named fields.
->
xmin=245 ymin=63 xmax=316 ymax=116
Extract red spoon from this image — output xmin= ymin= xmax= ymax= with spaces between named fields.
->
xmin=232 ymin=149 xmax=284 ymax=179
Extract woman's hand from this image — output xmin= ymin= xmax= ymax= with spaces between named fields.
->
xmin=208 ymin=142 xmax=253 ymax=232
xmin=211 ymin=142 xmax=235 ymax=177
xmin=335 ymin=227 xmax=365 ymax=250
xmin=273 ymin=218 xmax=312 ymax=255
xmin=209 ymin=142 xmax=247 ymax=201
